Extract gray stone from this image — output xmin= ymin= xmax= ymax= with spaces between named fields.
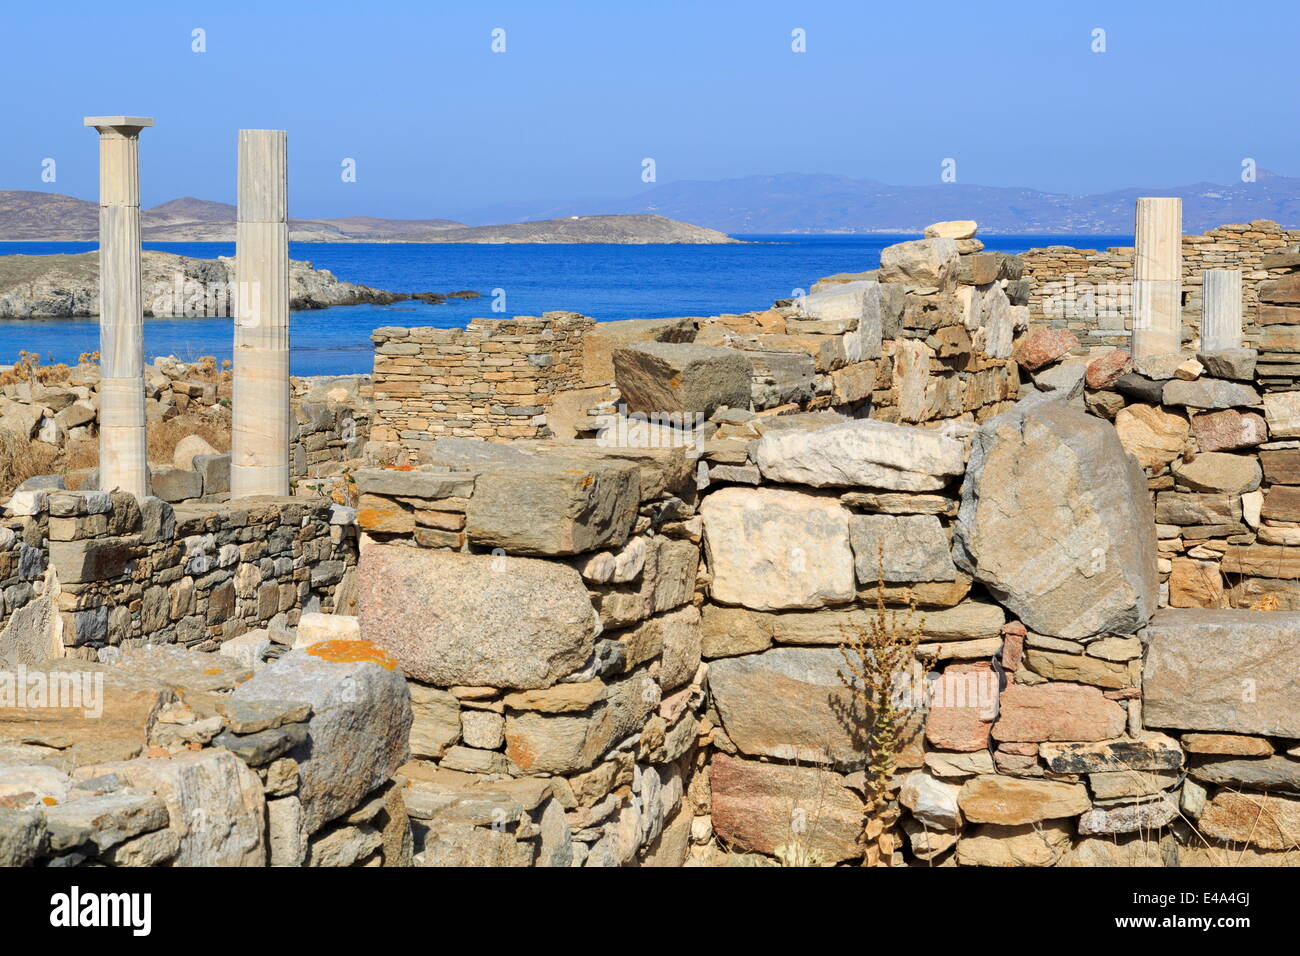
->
xmin=1032 ymin=362 xmax=1086 ymax=400
xmin=954 ymin=396 xmax=1158 ymax=639
xmin=613 ymin=342 xmax=754 ymax=418
xmin=192 ymin=454 xmax=231 ymax=496
xmin=0 ymin=595 xmax=62 ymax=667
xmin=149 ymin=467 xmax=203 ymax=503
xmin=75 ymin=749 xmax=265 ymax=866
xmin=708 ymin=646 xmax=863 ymax=769
xmin=1114 ymin=373 xmax=1165 ymax=404
xmin=746 ymin=349 xmax=817 ymax=409
xmin=306 ymin=821 xmax=381 ymax=867
xmin=352 ymin=468 xmax=476 ymax=499
xmin=42 ymin=792 xmax=168 ymax=852
xmin=1188 ymin=756 xmax=1300 ymax=793
xmin=0 ymin=808 xmax=47 ymax=866
xmin=899 ymin=771 xmax=963 ymax=829
xmin=99 ymin=827 xmax=180 ymax=866
xmin=266 ymin=795 xmax=307 ymax=866
xmin=1038 ymin=734 xmax=1183 ymax=773
xmin=358 ymin=545 xmax=599 ymax=688
xmin=1162 ymin=379 xmax=1260 ymax=409
xmin=878 ymin=238 xmax=960 ymax=287
xmin=47 ymin=536 xmax=137 ymax=584
xmin=1143 ymin=608 xmax=1300 ymax=738
xmin=217 ymin=698 xmax=311 ymax=735
xmin=466 ymin=458 xmax=640 ymax=556
xmin=1197 ymin=348 xmax=1257 ymax=381
xmin=212 ymin=723 xmax=307 ymax=768
xmin=755 ymin=419 xmax=966 ymax=491
xmin=1077 ymin=795 xmax=1179 ymax=835
xmin=797 ymin=280 xmax=883 ymax=362
xmin=849 ymin=513 xmax=957 ymax=583
xmin=231 ymin=647 xmax=412 ymax=833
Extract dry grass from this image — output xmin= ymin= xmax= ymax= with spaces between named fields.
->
xmin=838 ymin=547 xmax=928 ymax=867
xmin=8 ymin=410 xmax=234 ymax=494
xmin=146 ymin=413 xmax=231 ymax=464
xmin=0 ymin=429 xmax=60 ymax=497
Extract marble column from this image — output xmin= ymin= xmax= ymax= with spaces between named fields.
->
xmin=1131 ymin=197 xmax=1183 ymax=358
xmin=84 ymin=117 xmax=152 ymax=498
xmin=1201 ymin=269 xmax=1243 ymax=352
xmin=231 ymin=130 xmax=290 ymax=499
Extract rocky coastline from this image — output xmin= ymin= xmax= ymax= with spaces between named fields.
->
xmin=0 ymin=250 xmax=474 ymax=319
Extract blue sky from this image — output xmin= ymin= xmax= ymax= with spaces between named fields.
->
xmin=3 ymin=0 xmax=1297 ymax=222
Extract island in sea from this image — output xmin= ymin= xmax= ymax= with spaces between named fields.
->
xmin=0 ymin=191 xmax=738 ymax=244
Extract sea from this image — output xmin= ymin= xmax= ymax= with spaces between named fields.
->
xmin=0 ymin=234 xmax=1130 ymax=377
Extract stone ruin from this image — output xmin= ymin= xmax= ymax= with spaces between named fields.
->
xmin=3 ymin=199 xmax=1300 ymax=866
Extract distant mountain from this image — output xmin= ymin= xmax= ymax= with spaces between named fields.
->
xmin=0 ymin=192 xmax=736 ymax=244
xmin=500 ymin=170 xmax=1300 ymax=235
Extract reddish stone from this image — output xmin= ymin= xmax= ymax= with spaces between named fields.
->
xmin=992 ymin=682 xmax=1127 ymax=743
xmin=709 ymin=754 xmax=863 ymax=863
xmin=1000 ymin=621 xmax=1026 ymax=671
xmin=1085 ymin=349 xmax=1132 ymax=389
xmin=1014 ymin=328 xmax=1079 ymax=371
xmin=1199 ymin=792 xmax=1300 ymax=850
xmin=1103 ymin=687 xmax=1142 ymax=700
xmin=1191 ymin=409 xmax=1268 ymax=453
xmin=997 ymin=742 xmax=1038 ymax=755
xmin=924 ymin=662 xmax=997 ymax=752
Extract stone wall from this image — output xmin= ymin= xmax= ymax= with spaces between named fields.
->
xmin=329 ymin=221 xmax=1298 ymax=866
xmin=352 ymin=441 xmax=704 ymax=866
xmin=368 ymin=312 xmax=593 ymax=459
xmin=1020 ymin=220 xmax=1300 ymax=349
xmin=344 ymin=396 xmax=1298 ymax=865
xmin=0 ymin=489 xmax=357 ymax=659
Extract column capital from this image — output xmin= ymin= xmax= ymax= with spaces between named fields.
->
xmin=84 ymin=116 xmax=154 ymax=134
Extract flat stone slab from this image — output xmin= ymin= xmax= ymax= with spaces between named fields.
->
xmin=1142 ymin=608 xmax=1300 ymax=738
xmin=613 ymin=342 xmax=753 ymax=418
xmin=754 ymin=419 xmax=965 ymax=491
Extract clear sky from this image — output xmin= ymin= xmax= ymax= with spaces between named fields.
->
xmin=3 ymin=0 xmax=1297 ymax=222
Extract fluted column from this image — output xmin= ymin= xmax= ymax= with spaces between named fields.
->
xmin=231 ymin=130 xmax=290 ymax=498
xmin=1131 ymin=197 xmax=1183 ymax=358
xmin=84 ymin=116 xmax=152 ymax=498
xmin=1201 ymin=269 xmax=1243 ymax=352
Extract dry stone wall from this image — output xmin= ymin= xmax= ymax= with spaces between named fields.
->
xmin=1021 ymin=220 xmax=1300 ymax=350
xmin=333 ymin=219 xmax=1299 ymax=866
xmin=352 ymin=440 xmax=705 ymax=866
xmin=369 ymin=312 xmax=592 ymax=458
xmin=0 ymin=489 xmax=357 ymax=660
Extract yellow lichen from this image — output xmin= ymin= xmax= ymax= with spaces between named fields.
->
xmin=305 ymin=639 xmax=399 ymax=671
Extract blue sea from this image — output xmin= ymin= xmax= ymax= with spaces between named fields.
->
xmin=0 ymin=235 xmax=1130 ymax=376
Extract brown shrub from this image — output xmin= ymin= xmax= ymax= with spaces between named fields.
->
xmin=0 ymin=429 xmax=60 ymax=498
